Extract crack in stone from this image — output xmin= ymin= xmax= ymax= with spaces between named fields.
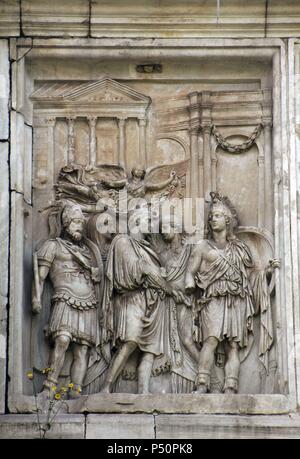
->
xmin=3 ymin=41 xmax=14 ymax=415
xmin=84 ymin=413 xmax=87 ymax=439
xmin=264 ymin=0 xmax=269 ymax=38
xmin=19 ymin=0 xmax=24 ymax=38
xmin=88 ymin=0 xmax=92 ymax=38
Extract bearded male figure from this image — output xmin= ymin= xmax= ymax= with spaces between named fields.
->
xmin=32 ymin=203 xmax=103 ymax=398
xmin=185 ymin=193 xmax=279 ymax=394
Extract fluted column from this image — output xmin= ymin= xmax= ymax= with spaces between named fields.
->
xmin=67 ymin=116 xmax=76 ymax=164
xmin=190 ymin=128 xmax=199 ymax=200
xmin=118 ymin=118 xmax=126 ymax=166
xmin=211 ymin=145 xmax=217 ymax=193
xmin=257 ymin=154 xmax=265 ymax=228
xmin=263 ymin=120 xmax=273 ymax=232
xmin=46 ymin=117 xmax=56 ymax=187
xmin=138 ymin=118 xmax=147 ymax=166
xmin=202 ymin=124 xmax=212 ymax=198
xmin=88 ymin=116 xmax=97 ymax=166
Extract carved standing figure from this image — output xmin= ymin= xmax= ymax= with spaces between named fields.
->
xmin=100 ymin=208 xmax=168 ymax=394
xmin=185 ymin=193 xmax=279 ymax=394
xmin=149 ymin=216 xmax=200 ymax=392
xmin=32 ymin=203 xmax=103 ymax=398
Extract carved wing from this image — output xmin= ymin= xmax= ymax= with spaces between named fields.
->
xmin=235 ymin=226 xmax=274 ymax=271
xmin=236 ymin=227 xmax=276 ymax=372
xmin=145 ymin=159 xmax=189 ymax=183
xmin=144 ymin=159 xmax=190 ymax=199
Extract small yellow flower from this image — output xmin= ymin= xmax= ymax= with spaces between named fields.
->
xmin=26 ymin=371 xmax=33 ymax=380
xmin=77 ymin=387 xmax=82 ymax=394
xmin=54 ymin=393 xmax=61 ymax=400
xmin=68 ymin=383 xmax=74 ymax=389
xmin=51 ymin=386 xmax=57 ymax=392
xmin=42 ymin=367 xmax=52 ymax=374
xmin=61 ymin=387 xmax=67 ymax=393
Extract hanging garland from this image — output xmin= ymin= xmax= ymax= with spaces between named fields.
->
xmin=211 ymin=123 xmax=263 ymax=153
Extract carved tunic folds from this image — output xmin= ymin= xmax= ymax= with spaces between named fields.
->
xmin=102 ymin=235 xmax=166 ymax=356
xmin=195 ymin=239 xmax=255 ymax=348
xmin=37 ymin=238 xmax=100 ymax=346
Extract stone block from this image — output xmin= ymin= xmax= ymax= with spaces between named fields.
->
xmin=0 ymin=39 xmax=9 ymax=140
xmin=0 ymin=414 xmax=85 ymax=439
xmin=90 ymin=0 xmax=266 ymax=38
xmin=68 ymin=393 xmax=291 ymax=415
xmin=268 ymin=0 xmax=300 ymax=37
xmin=0 ymin=1 xmax=20 ymax=37
xmin=0 ymin=141 xmax=9 ymax=414
xmin=10 ymin=112 xmax=32 ymax=198
xmin=10 ymin=111 xmax=25 ymax=194
xmin=155 ymin=414 xmax=300 ymax=439
xmin=24 ymin=125 xmax=32 ymax=204
xmin=8 ymin=192 xmax=25 ymax=402
xmin=22 ymin=0 xmax=90 ymax=37
xmin=86 ymin=414 xmax=155 ymax=439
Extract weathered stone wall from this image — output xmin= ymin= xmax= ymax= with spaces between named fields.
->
xmin=0 ymin=0 xmax=300 ymax=438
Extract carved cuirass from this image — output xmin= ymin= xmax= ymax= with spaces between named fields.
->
xmin=49 ymin=241 xmax=97 ymax=303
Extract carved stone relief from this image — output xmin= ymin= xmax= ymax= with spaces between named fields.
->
xmin=29 ymin=77 xmax=279 ymax=400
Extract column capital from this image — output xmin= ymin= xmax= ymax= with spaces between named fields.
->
xmin=118 ymin=117 xmax=127 ymax=125
xmin=262 ymin=117 xmax=272 ymax=129
xmin=138 ymin=117 xmax=147 ymax=127
xmin=190 ymin=127 xmax=199 ymax=136
xmin=201 ymin=123 xmax=212 ymax=134
xmin=257 ymin=157 xmax=265 ymax=165
xmin=87 ymin=116 xmax=97 ymax=126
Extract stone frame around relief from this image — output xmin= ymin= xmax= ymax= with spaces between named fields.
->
xmin=7 ymin=37 xmax=297 ymax=414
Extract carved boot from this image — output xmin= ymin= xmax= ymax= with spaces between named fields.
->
xmin=223 ymin=377 xmax=238 ymax=394
xmin=69 ymin=383 xmax=83 ymax=399
xmin=42 ymin=376 xmax=58 ymax=399
xmin=193 ymin=371 xmax=210 ymax=394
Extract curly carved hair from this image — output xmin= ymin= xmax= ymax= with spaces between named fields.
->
xmin=206 ymin=192 xmax=239 ymax=240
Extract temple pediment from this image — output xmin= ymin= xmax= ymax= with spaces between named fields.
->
xmin=30 ymin=78 xmax=151 ymax=107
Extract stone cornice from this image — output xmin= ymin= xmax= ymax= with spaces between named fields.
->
xmin=0 ymin=1 xmax=300 ymax=38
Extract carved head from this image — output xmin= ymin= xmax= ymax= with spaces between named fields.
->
xmin=131 ymin=166 xmax=146 ymax=180
xmin=61 ymin=203 xmax=85 ymax=241
xmin=160 ymin=214 xmax=182 ymax=242
xmin=207 ymin=192 xmax=239 ymax=240
xmin=128 ymin=206 xmax=151 ymax=237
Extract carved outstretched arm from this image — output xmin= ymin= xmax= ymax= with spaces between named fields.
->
xmin=145 ymin=171 xmax=176 ymax=192
xmin=265 ymin=258 xmax=281 ymax=282
xmin=56 ymin=182 xmax=99 ymax=201
xmin=101 ymin=178 xmax=127 ymax=189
